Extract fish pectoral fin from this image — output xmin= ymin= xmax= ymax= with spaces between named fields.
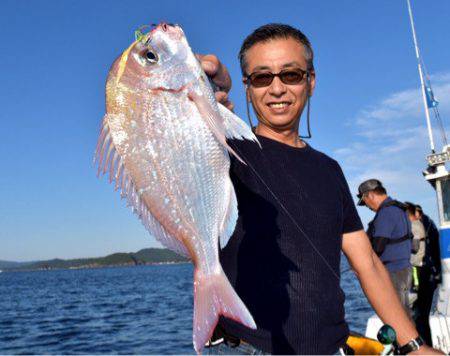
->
xmin=188 ymin=90 xmax=246 ymax=164
xmin=217 ymin=103 xmax=261 ymax=147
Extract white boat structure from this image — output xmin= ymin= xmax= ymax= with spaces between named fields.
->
xmin=366 ymin=0 xmax=450 ymax=352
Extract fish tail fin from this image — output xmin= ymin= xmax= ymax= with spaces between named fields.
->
xmin=192 ymin=268 xmax=256 ymax=354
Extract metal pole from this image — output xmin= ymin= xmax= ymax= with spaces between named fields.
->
xmin=406 ymin=0 xmax=436 ymax=153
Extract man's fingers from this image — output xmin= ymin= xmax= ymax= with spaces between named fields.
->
xmin=197 ymin=54 xmax=232 ymax=93
xmin=196 ymin=54 xmax=214 ymax=72
xmin=215 ymin=91 xmax=228 ymax=103
xmin=220 ymin=99 xmax=234 ymax=112
xmin=214 ymin=91 xmax=234 ymax=111
xmin=195 ymin=53 xmax=234 ymax=109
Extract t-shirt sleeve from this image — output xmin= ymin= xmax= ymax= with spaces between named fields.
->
xmin=331 ymin=161 xmax=364 ymax=234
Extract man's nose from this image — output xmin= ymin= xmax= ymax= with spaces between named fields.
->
xmin=268 ymin=76 xmax=287 ymax=96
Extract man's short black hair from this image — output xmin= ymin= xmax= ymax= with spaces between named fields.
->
xmin=238 ymin=23 xmax=314 ymax=76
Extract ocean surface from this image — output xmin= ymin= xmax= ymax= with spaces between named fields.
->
xmin=0 ymin=259 xmax=373 ymax=354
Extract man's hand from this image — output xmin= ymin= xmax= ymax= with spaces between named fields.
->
xmin=197 ymin=54 xmax=234 ymax=111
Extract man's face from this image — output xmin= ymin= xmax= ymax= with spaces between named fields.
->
xmin=244 ymin=38 xmax=315 ymax=131
xmin=362 ymin=192 xmax=378 ymax=212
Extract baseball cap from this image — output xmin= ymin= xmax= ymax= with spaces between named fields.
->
xmin=357 ymin=179 xmax=384 ymax=206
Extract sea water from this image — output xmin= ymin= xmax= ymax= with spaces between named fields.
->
xmin=0 ymin=259 xmax=372 ymax=354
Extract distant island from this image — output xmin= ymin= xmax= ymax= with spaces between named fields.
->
xmin=0 ymin=248 xmax=189 ymax=272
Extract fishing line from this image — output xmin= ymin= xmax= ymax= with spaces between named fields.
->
xmin=230 ymin=143 xmax=341 ymax=281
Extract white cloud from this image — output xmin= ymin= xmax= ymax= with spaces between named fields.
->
xmin=336 ymin=72 xmax=450 ymax=226
xmin=354 ymin=89 xmax=421 ymax=126
xmin=431 ymin=71 xmax=450 ymax=84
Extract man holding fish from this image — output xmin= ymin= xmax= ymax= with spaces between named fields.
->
xmin=97 ymin=22 xmax=442 ymax=354
xmin=199 ymin=24 xmax=440 ymax=354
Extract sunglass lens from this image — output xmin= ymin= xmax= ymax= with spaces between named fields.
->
xmin=250 ymin=73 xmax=273 ymax=87
xmin=280 ymin=71 xmax=304 ymax=84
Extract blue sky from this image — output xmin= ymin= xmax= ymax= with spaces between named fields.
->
xmin=1 ymin=0 xmax=449 ymax=261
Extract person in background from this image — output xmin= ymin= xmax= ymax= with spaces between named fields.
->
xmin=405 ymin=202 xmax=426 ymax=293
xmin=413 ymin=205 xmax=442 ymax=345
xmin=357 ymin=179 xmax=412 ymax=312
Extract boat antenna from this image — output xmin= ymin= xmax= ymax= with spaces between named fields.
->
xmin=407 ymin=0 xmax=436 ymax=153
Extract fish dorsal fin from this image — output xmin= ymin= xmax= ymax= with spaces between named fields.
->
xmin=219 ymin=179 xmax=238 ymax=249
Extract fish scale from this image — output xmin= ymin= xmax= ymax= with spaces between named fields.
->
xmin=95 ymin=23 xmax=259 ymax=353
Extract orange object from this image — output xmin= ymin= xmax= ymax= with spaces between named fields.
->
xmin=346 ymin=334 xmax=385 ymax=355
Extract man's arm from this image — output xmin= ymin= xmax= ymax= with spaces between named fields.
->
xmin=342 ymin=229 xmax=442 ymax=354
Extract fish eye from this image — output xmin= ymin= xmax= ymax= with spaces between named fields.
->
xmin=145 ymin=50 xmax=158 ymax=63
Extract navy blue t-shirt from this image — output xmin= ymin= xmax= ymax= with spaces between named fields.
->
xmin=219 ymin=135 xmax=363 ymax=355
xmin=370 ymin=197 xmax=411 ymax=272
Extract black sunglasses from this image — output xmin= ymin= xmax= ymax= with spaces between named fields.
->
xmin=245 ymin=68 xmax=309 ymax=88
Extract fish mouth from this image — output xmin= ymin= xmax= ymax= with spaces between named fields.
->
xmin=148 ymin=22 xmax=183 ymax=39
xmin=134 ymin=23 xmax=183 ymax=48
xmin=150 ymin=23 xmax=178 ymax=31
